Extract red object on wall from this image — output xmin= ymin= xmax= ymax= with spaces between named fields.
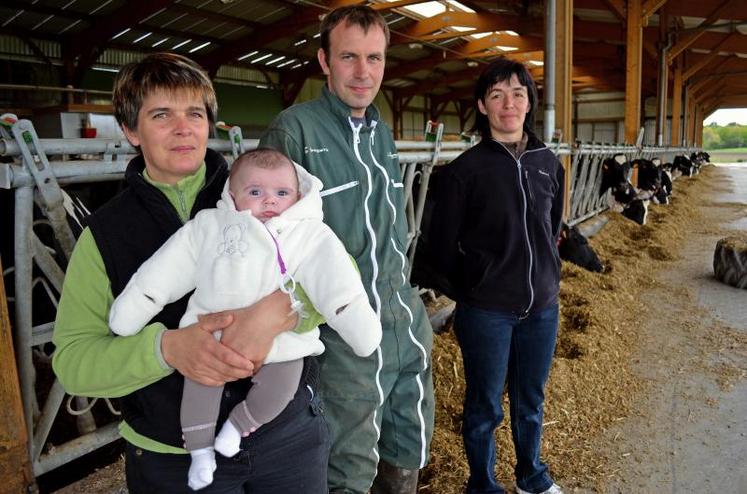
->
xmin=81 ymin=127 xmax=97 ymax=138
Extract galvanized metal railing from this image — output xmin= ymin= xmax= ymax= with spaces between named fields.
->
xmin=0 ymin=117 xmax=699 ymax=484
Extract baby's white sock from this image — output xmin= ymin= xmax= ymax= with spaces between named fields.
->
xmin=188 ymin=447 xmax=216 ymax=491
xmin=214 ymin=420 xmax=242 ymax=458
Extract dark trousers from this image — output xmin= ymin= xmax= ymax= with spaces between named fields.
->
xmin=454 ymin=303 xmax=559 ymax=494
xmin=126 ymin=381 xmax=329 ymax=493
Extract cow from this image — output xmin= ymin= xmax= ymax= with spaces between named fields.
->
xmin=600 ymin=154 xmax=630 ymax=196
xmin=633 ymin=157 xmax=673 ymax=205
xmin=690 ymin=151 xmax=710 ymax=170
xmin=558 ymin=223 xmax=603 ymax=272
xmin=633 ymin=158 xmax=661 ymax=193
xmin=600 ymin=155 xmax=653 ymax=225
xmin=673 ymin=155 xmax=694 ymax=177
xmin=621 ymin=198 xmax=649 ymax=225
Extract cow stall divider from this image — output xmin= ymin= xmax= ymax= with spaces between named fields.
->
xmin=0 ymin=117 xmax=698 ymax=487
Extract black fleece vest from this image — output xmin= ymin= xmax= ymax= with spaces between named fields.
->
xmin=87 ymin=149 xmax=248 ymax=446
xmin=89 ymin=150 xmax=318 ymax=447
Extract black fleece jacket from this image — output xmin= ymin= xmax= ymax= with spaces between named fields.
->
xmin=430 ymin=133 xmax=565 ymax=315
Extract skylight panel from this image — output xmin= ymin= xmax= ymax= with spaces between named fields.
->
xmin=446 ymin=0 xmax=475 ymax=13
xmin=403 ymin=2 xmax=446 ymax=18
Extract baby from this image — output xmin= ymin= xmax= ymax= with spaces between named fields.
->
xmin=109 ymin=148 xmax=382 ymax=490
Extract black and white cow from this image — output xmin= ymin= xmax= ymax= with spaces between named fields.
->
xmin=558 ymin=223 xmax=603 ymax=272
xmin=690 ymin=151 xmax=710 ymax=171
xmin=634 ymin=157 xmax=673 ymax=205
xmin=599 ymin=154 xmax=651 ymax=225
xmin=673 ymin=155 xmax=695 ymax=177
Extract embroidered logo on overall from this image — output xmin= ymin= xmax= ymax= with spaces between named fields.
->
xmin=304 ymin=146 xmax=329 ymax=154
xmin=218 ymin=223 xmax=249 ymax=256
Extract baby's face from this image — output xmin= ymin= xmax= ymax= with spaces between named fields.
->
xmin=231 ymin=164 xmax=300 ymax=222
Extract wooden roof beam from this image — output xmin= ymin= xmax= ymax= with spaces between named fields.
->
xmin=667 ymin=0 xmax=737 ymax=64
xmin=63 ymin=0 xmax=174 ymax=86
xmin=400 ymin=11 xmax=531 ymax=38
xmin=600 ymin=0 xmax=626 ymax=21
xmin=197 ymin=5 xmax=324 ymax=77
xmin=682 ymin=34 xmax=735 ymax=80
xmin=641 ymin=0 xmax=669 ymax=23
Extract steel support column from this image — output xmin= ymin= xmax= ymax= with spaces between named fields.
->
xmin=543 ymin=0 xmax=557 ymax=142
xmin=555 ymin=0 xmax=573 ymax=218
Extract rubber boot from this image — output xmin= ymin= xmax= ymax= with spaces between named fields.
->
xmin=369 ymin=460 xmax=419 ymax=494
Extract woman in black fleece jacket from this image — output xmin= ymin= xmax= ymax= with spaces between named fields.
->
xmin=430 ymin=58 xmax=565 ymax=494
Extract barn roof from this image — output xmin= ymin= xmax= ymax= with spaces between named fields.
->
xmin=1 ymin=0 xmax=746 ymax=111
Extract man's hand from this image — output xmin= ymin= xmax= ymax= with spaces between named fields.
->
xmin=204 ymin=290 xmax=297 ymax=370
xmin=161 ymin=313 xmax=254 ymax=387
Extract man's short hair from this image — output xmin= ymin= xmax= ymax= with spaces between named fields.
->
xmin=112 ymin=52 xmax=217 ymax=131
xmin=320 ymin=5 xmax=390 ymax=57
xmin=230 ymin=148 xmax=297 ymax=185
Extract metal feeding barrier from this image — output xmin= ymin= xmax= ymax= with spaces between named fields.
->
xmin=0 ymin=115 xmax=698 ymax=483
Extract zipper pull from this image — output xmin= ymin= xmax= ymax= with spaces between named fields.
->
xmin=524 ymin=169 xmax=535 ymax=203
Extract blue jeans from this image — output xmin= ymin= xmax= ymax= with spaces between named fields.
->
xmin=454 ymin=303 xmax=559 ymax=494
xmin=125 ymin=384 xmax=329 ymax=493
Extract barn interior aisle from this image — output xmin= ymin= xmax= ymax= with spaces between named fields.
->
xmin=421 ymin=163 xmax=747 ymax=494
xmin=598 ymin=163 xmax=747 ymax=493
xmin=48 ymin=168 xmax=746 ymax=494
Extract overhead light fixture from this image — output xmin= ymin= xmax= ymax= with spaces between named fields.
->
xmin=189 ymin=41 xmax=211 ymax=53
xmin=172 ymin=39 xmax=192 ymax=50
xmin=238 ymin=50 xmax=259 ymax=61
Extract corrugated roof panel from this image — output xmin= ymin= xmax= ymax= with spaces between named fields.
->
xmin=215 ymin=64 xmax=275 ymax=85
xmin=0 ymin=34 xmax=61 ymax=59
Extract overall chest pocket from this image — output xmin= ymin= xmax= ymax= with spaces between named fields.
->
xmin=320 ymin=180 xmax=368 ymax=258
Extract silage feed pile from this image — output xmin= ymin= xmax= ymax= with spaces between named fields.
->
xmin=419 ymin=167 xmax=720 ymax=493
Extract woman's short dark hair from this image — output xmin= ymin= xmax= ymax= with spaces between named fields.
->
xmin=473 ymin=57 xmax=539 ymax=139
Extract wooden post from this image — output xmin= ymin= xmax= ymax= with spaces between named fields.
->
xmin=0 ymin=257 xmax=34 ymax=493
xmin=555 ymin=0 xmax=574 ymax=219
xmin=694 ymin=105 xmax=704 ymax=147
xmin=671 ymin=60 xmax=683 ymax=145
xmin=687 ymin=98 xmax=697 ymax=145
xmin=624 ymin=0 xmax=643 ymax=143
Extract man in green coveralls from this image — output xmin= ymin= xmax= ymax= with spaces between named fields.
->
xmin=260 ymin=5 xmax=434 ymax=494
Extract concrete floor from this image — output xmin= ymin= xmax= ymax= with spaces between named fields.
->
xmin=600 ymin=164 xmax=747 ymax=494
